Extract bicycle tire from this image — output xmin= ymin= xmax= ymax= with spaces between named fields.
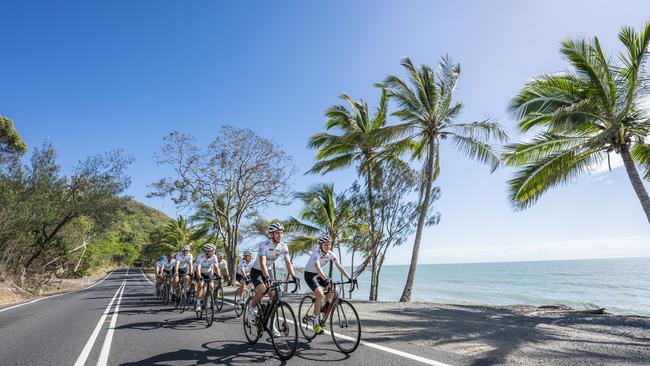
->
xmin=298 ymin=295 xmax=317 ymax=340
xmin=329 ymin=299 xmax=361 ymax=354
xmin=234 ymin=290 xmax=242 ymax=317
xmin=215 ymin=285 xmax=223 ymax=311
xmin=205 ymin=290 xmax=215 ymax=327
xmin=270 ymin=301 xmax=298 ymax=360
xmin=242 ymin=297 xmax=262 ymax=345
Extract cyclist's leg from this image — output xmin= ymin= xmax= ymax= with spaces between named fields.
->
xmin=249 ymin=268 xmax=267 ymax=308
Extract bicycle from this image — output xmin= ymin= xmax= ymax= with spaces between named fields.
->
xmin=243 ymin=278 xmax=300 ymax=360
xmin=160 ymin=274 xmax=173 ymax=305
xmin=298 ymin=278 xmax=361 ymax=354
xmin=195 ymin=277 xmax=219 ymax=327
xmin=234 ymin=276 xmax=255 ymax=317
xmin=175 ymin=273 xmax=193 ymax=313
xmin=215 ymin=276 xmax=224 ymax=312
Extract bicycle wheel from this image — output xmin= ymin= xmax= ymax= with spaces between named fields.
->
xmin=205 ymin=291 xmax=215 ymax=327
xmin=174 ymin=286 xmax=181 ymax=309
xmin=234 ymin=290 xmax=243 ymax=317
xmin=270 ymin=301 xmax=298 ymax=360
xmin=329 ymin=299 xmax=361 ymax=354
xmin=162 ymin=284 xmax=170 ymax=305
xmin=298 ymin=295 xmax=317 ymax=340
xmin=215 ymin=285 xmax=224 ymax=311
xmin=179 ymin=287 xmax=187 ymax=313
xmin=242 ymin=297 xmax=262 ymax=345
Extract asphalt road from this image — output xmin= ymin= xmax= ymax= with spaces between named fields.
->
xmin=0 ymin=269 xmax=455 ymax=366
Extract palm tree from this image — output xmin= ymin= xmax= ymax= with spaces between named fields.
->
xmin=503 ymin=22 xmax=650 ymax=223
xmin=160 ymin=216 xmax=195 ymax=251
xmin=308 ymin=90 xmax=398 ymax=300
xmin=380 ymin=56 xmax=508 ymax=302
xmin=191 ymin=201 xmax=227 ymax=251
xmin=287 ymin=184 xmax=357 ymax=285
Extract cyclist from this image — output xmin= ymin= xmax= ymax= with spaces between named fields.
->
xmin=161 ymin=252 xmax=176 ymax=287
xmin=217 ymin=252 xmax=230 ymax=282
xmin=235 ymin=250 xmax=254 ymax=305
xmin=304 ymin=235 xmax=354 ymax=335
xmin=174 ymin=245 xmax=194 ymax=297
xmin=246 ymin=223 xmax=300 ymax=326
xmin=194 ymin=243 xmax=222 ymax=312
xmin=155 ymin=255 xmax=166 ymax=292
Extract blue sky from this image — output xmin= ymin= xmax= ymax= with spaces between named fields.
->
xmin=2 ymin=0 xmax=649 ymax=265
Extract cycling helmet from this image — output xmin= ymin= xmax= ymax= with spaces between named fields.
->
xmin=159 ymin=255 xmax=166 ymax=262
xmin=181 ymin=245 xmax=190 ymax=251
xmin=217 ymin=252 xmax=224 ymax=257
xmin=267 ymin=222 xmax=284 ymax=234
xmin=243 ymin=250 xmax=251 ymax=256
xmin=203 ymin=244 xmax=216 ymax=251
xmin=166 ymin=252 xmax=173 ymax=257
xmin=317 ymin=235 xmax=332 ymax=246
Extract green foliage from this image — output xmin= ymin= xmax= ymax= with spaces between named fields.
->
xmin=0 ymin=115 xmax=27 ymax=165
xmin=503 ymin=21 xmax=650 ymax=212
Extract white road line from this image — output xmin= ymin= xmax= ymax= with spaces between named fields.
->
xmin=73 ymin=280 xmax=125 ymax=366
xmin=96 ymin=279 xmax=126 ymax=366
xmin=139 ymin=268 xmax=154 ymax=285
xmin=0 ymin=269 xmax=118 ymax=314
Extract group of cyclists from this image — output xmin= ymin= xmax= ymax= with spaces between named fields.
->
xmin=152 ymin=222 xmax=359 ymax=359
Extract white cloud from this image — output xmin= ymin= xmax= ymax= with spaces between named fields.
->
xmin=589 ymin=153 xmax=623 ymax=176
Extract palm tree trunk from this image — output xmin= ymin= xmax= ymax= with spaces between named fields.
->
xmin=620 ymin=145 xmax=650 ymax=224
xmin=400 ymin=142 xmax=435 ymax=302
xmin=366 ymin=168 xmax=380 ymax=301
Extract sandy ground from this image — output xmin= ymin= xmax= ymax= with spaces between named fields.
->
xmin=0 ymin=271 xmax=108 ymax=309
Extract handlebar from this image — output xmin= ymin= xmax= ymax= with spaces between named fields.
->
xmin=264 ymin=278 xmax=300 ymax=294
xmin=325 ymin=278 xmax=359 ymax=294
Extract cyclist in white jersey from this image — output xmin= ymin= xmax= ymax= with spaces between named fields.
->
xmin=304 ymin=235 xmax=354 ymax=334
xmin=174 ymin=245 xmax=194 ymax=296
xmin=161 ymin=253 xmax=176 ymax=284
xmin=155 ymin=255 xmax=166 ymax=291
xmin=235 ymin=251 xmax=254 ymax=304
xmin=217 ymin=252 xmax=229 ymax=282
xmin=194 ymin=244 xmax=222 ymax=311
xmin=246 ymin=223 xmax=300 ymax=325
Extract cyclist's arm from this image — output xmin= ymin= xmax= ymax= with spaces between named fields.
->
xmin=314 ymin=260 xmax=328 ymax=280
xmin=284 ymin=257 xmax=297 ymax=278
xmin=174 ymin=260 xmax=179 ymax=274
xmin=197 ymin=263 xmax=202 ymax=277
xmin=260 ymin=255 xmax=269 ymax=278
xmin=214 ymin=263 xmax=221 ymax=278
xmin=334 ymin=261 xmax=351 ymax=280
xmin=224 ymin=263 xmax=230 ymax=276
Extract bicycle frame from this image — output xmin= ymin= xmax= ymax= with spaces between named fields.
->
xmin=320 ymin=279 xmax=358 ymax=324
xmin=258 ymin=279 xmax=299 ymax=333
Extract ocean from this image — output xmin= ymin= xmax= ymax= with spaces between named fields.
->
xmin=339 ymin=257 xmax=650 ymax=316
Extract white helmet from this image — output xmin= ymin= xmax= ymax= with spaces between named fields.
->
xmin=243 ymin=250 xmax=252 ymax=256
xmin=317 ymin=235 xmax=332 ymax=246
xmin=181 ymin=245 xmax=191 ymax=251
xmin=203 ymin=244 xmax=216 ymax=251
xmin=267 ymin=222 xmax=284 ymax=234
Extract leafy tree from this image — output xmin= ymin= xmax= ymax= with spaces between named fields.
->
xmin=503 ymin=21 xmax=650 ymax=223
xmin=150 ymin=126 xmax=295 ymax=284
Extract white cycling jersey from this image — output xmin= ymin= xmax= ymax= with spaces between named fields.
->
xmin=195 ymin=253 xmax=218 ymax=274
xmin=304 ymin=247 xmax=338 ymax=273
xmin=162 ymin=258 xmax=176 ymax=271
xmin=237 ymin=259 xmax=254 ymax=276
xmin=155 ymin=260 xmax=163 ymax=270
xmin=175 ymin=252 xmax=194 ymax=270
xmin=252 ymin=239 xmax=289 ymax=271
xmin=217 ymin=259 xmax=227 ymax=271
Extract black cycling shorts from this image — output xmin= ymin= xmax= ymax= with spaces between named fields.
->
xmin=305 ymin=271 xmax=329 ymax=292
xmin=235 ymin=273 xmax=244 ymax=282
xmin=249 ymin=268 xmax=268 ymax=288
xmin=177 ymin=268 xmax=188 ymax=276
xmin=163 ymin=269 xmax=172 ymax=277
xmin=199 ymin=273 xmax=214 ymax=282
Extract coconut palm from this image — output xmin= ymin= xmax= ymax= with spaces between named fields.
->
xmin=287 ymin=183 xmax=357 ymax=284
xmin=308 ymin=90 xmax=399 ymax=300
xmin=160 ymin=216 xmax=195 ymax=251
xmin=380 ymin=56 xmax=509 ymax=302
xmin=503 ymin=22 xmax=650 ymax=223
xmin=190 ymin=200 xmax=228 ymax=251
